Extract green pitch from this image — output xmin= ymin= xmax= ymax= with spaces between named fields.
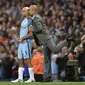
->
xmin=0 ymin=82 xmax=85 ymax=85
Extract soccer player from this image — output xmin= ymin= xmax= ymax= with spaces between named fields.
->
xmin=11 ymin=7 xmax=35 ymax=82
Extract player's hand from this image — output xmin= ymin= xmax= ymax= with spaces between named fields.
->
xmin=17 ymin=38 xmax=23 ymax=43
xmin=29 ymin=26 xmax=33 ymax=32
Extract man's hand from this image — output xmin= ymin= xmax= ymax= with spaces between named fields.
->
xmin=66 ymin=35 xmax=75 ymax=42
xmin=17 ymin=38 xmax=23 ymax=43
xmin=29 ymin=26 xmax=33 ymax=32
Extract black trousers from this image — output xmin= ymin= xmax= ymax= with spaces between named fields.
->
xmin=34 ymin=74 xmax=43 ymax=82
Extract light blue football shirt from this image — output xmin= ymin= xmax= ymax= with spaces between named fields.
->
xmin=20 ymin=18 xmax=32 ymax=39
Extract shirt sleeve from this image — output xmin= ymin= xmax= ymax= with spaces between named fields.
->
xmin=28 ymin=18 xmax=32 ymax=26
xmin=33 ymin=17 xmax=43 ymax=32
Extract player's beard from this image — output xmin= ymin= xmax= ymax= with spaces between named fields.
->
xmin=20 ymin=15 xmax=25 ymax=22
xmin=21 ymin=16 xmax=24 ymax=20
xmin=21 ymin=14 xmax=27 ymax=19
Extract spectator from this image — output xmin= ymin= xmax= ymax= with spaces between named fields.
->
xmin=77 ymin=43 xmax=85 ymax=76
xmin=56 ymin=46 xmax=68 ymax=79
xmin=2 ymin=52 xmax=13 ymax=79
xmin=51 ymin=54 xmax=58 ymax=82
xmin=31 ymin=47 xmax=44 ymax=82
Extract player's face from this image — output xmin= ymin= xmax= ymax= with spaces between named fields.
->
xmin=21 ymin=8 xmax=28 ymax=18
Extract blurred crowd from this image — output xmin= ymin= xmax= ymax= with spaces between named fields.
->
xmin=0 ymin=0 xmax=85 ymax=82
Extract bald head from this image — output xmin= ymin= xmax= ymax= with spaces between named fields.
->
xmin=29 ymin=5 xmax=39 ymax=16
xmin=21 ymin=7 xmax=29 ymax=18
xmin=22 ymin=7 xmax=29 ymax=11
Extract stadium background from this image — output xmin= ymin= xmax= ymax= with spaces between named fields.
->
xmin=0 ymin=0 xmax=85 ymax=83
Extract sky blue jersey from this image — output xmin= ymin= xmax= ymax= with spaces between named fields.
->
xmin=20 ymin=18 xmax=32 ymax=39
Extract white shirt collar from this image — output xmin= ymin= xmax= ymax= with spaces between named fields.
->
xmin=32 ymin=14 xmax=38 ymax=20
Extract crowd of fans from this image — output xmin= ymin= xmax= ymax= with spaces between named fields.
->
xmin=0 ymin=0 xmax=85 ymax=82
